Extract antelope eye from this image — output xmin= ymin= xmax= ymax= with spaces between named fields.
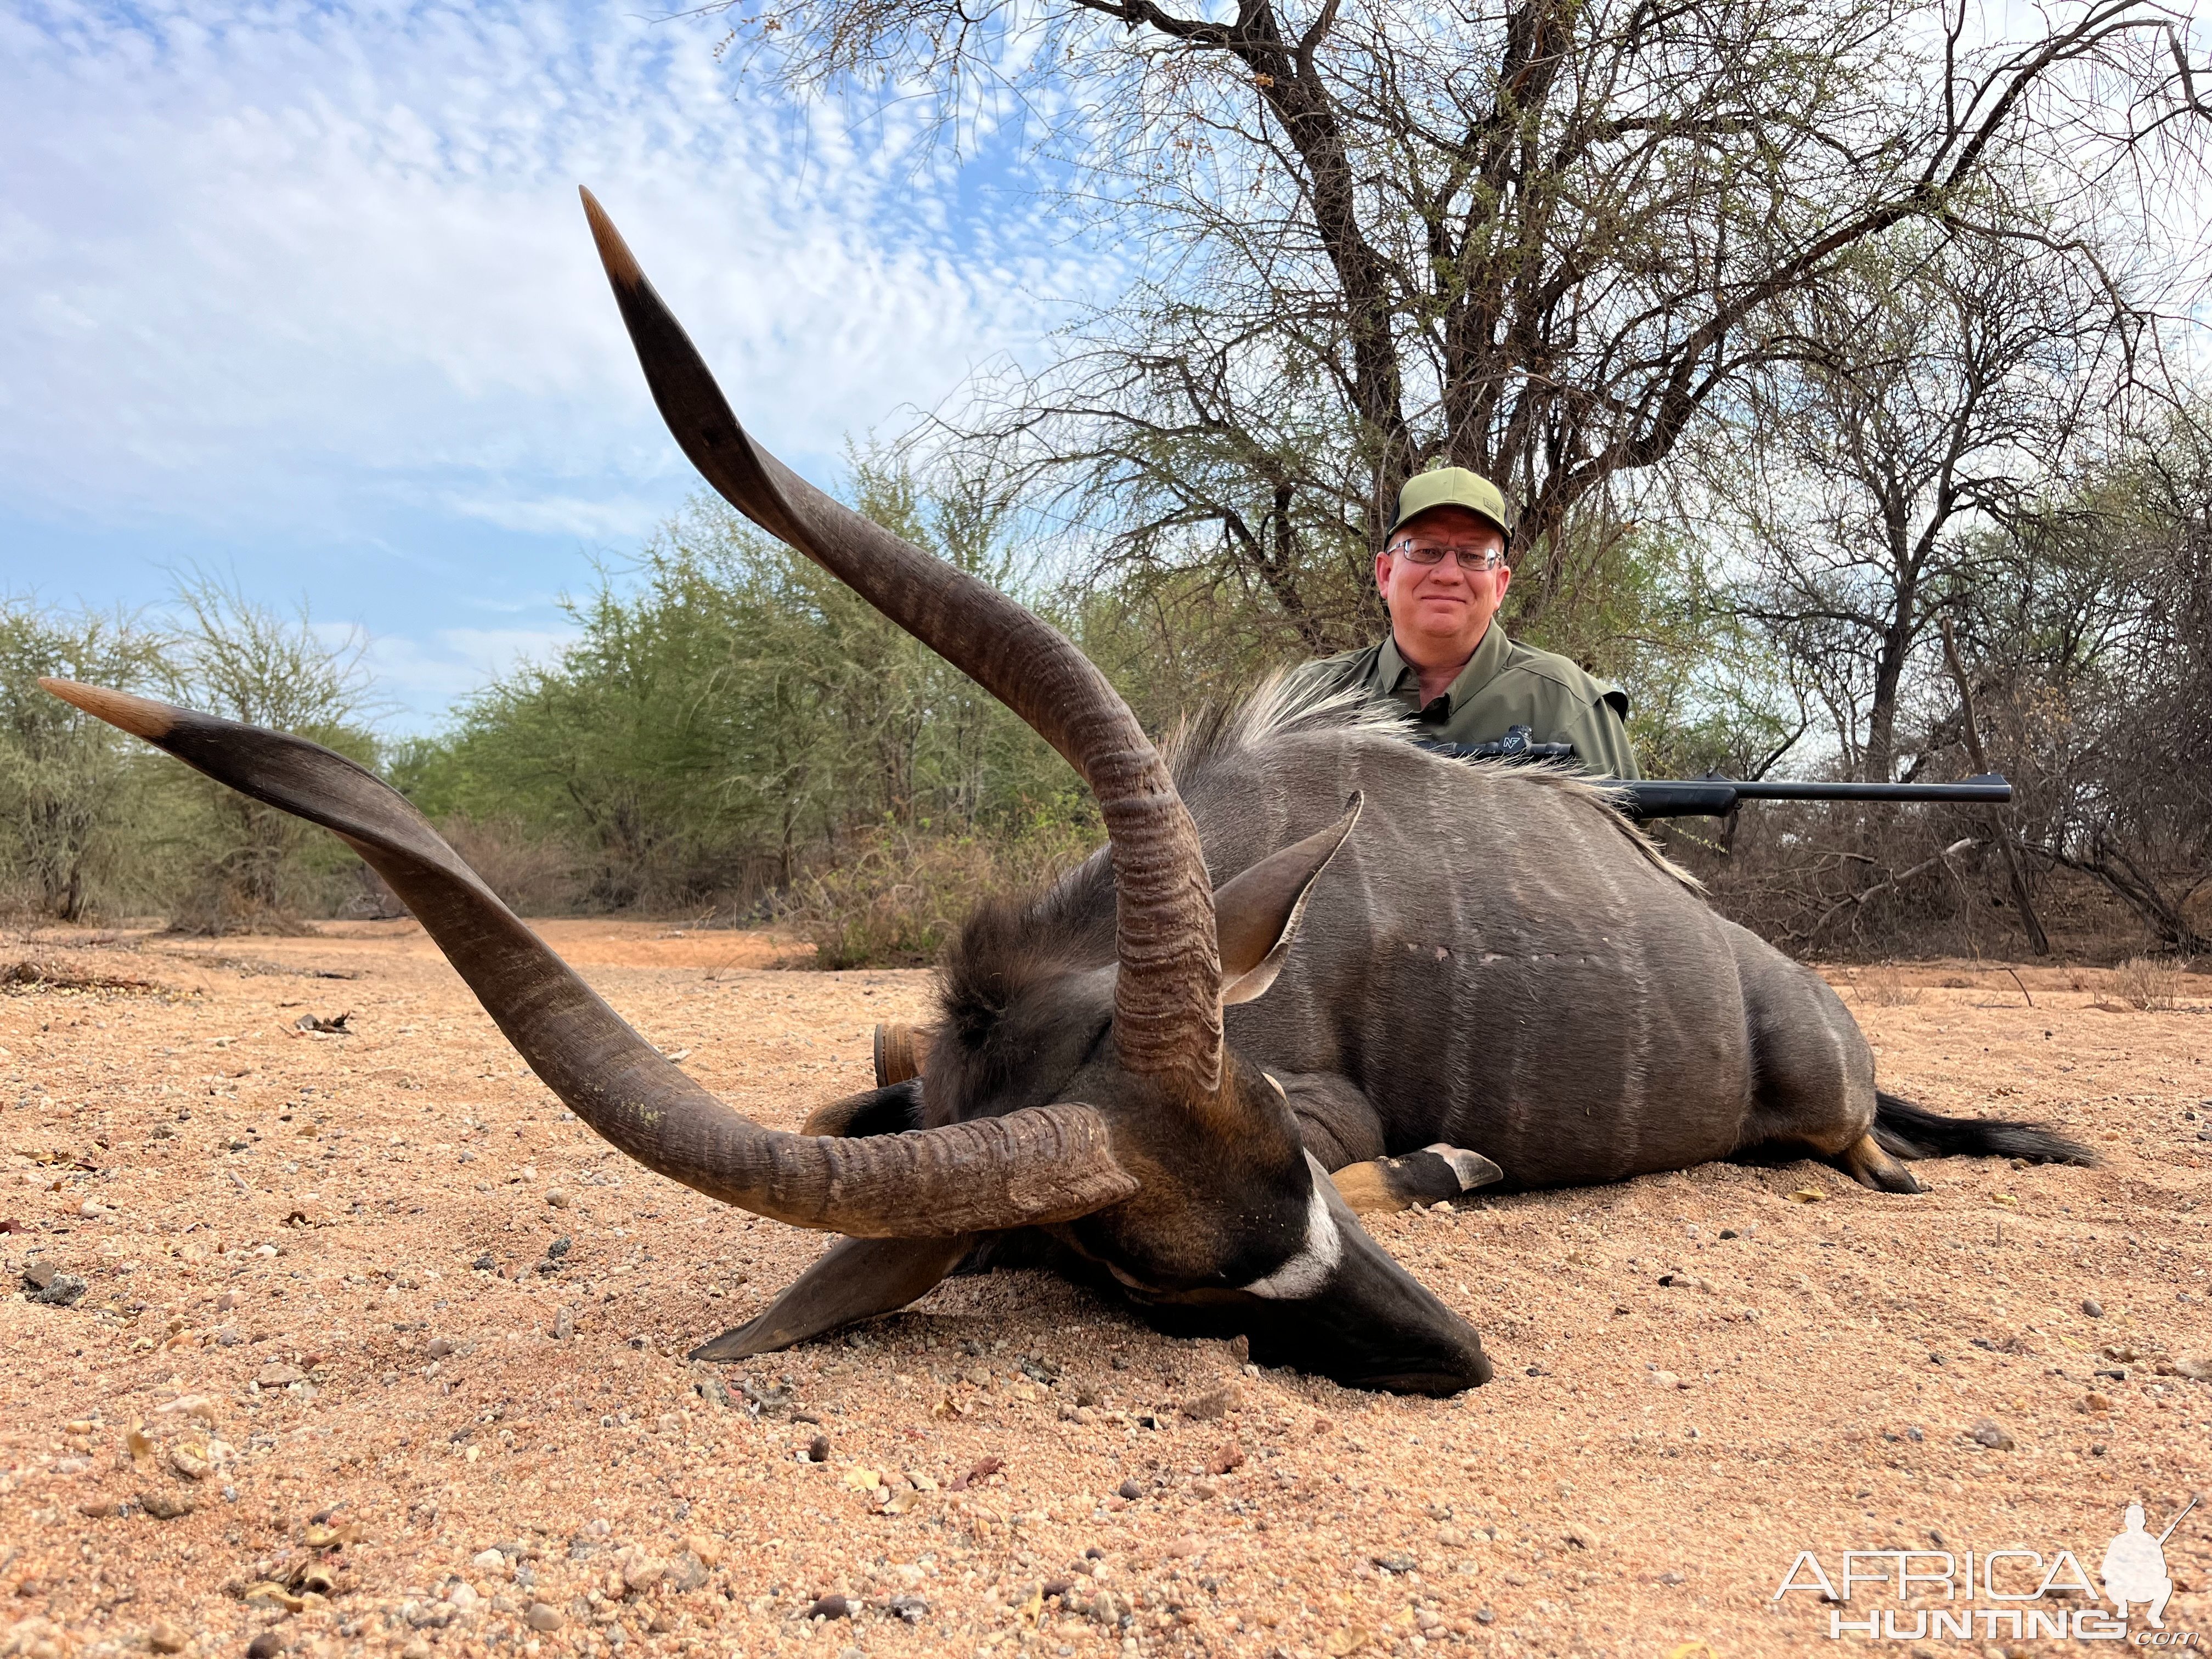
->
xmin=1081 ymin=1018 xmax=1114 ymax=1064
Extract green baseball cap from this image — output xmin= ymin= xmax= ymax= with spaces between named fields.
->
xmin=1387 ymin=465 xmax=1513 ymax=544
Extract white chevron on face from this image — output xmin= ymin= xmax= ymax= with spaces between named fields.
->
xmin=1242 ymin=1178 xmax=1342 ymax=1300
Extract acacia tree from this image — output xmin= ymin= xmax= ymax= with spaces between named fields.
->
xmin=1961 ymin=428 xmax=2212 ymax=951
xmin=160 ymin=574 xmax=379 ymax=929
xmin=1714 ymin=218 xmax=2119 ymax=783
xmin=723 ymin=0 xmax=2200 ymax=654
xmin=0 ymin=602 xmax=159 ymax=921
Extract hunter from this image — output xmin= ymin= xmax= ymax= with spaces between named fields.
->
xmin=1314 ymin=465 xmax=1639 ymax=779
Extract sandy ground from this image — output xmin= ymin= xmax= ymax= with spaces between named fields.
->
xmin=2 ymin=923 xmax=2208 ymax=1659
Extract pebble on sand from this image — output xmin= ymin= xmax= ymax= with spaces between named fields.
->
xmin=527 ymin=1604 xmax=565 ymax=1632
xmin=25 ymin=1268 xmax=88 ymax=1307
xmin=1967 ymin=1418 xmax=2016 ymax=1449
xmin=1181 ymin=1388 xmax=1233 ymax=1421
xmin=683 ymin=1534 xmax=725 ymax=1568
xmin=147 ymin=1620 xmax=188 ymax=1654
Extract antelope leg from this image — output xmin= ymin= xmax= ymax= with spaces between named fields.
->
xmin=1270 ymin=1070 xmax=1389 ymax=1167
xmin=1329 ymin=1146 xmax=1504 ymax=1215
xmin=690 ymin=1233 xmax=976 ymax=1361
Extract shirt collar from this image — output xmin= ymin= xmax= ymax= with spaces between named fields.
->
xmin=1380 ymin=620 xmax=1509 ymax=718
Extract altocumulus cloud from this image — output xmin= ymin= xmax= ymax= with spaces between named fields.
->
xmin=3 ymin=0 xmax=1089 ymax=725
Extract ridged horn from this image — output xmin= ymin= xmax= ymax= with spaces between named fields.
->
xmin=578 ymin=187 xmax=1225 ymax=1097
xmin=38 ymin=679 xmax=1138 ymax=1238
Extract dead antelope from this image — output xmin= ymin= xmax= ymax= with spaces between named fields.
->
xmin=42 ymin=191 xmax=2089 ymax=1395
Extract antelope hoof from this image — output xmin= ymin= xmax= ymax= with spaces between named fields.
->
xmin=1330 ymin=1144 xmax=1503 ymax=1215
xmin=1839 ymin=1131 xmax=1923 ymax=1194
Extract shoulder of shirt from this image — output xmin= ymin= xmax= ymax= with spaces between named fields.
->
xmin=1301 ymin=643 xmax=1384 ymax=684
xmin=1311 ymin=643 xmax=1380 ymax=672
xmin=1497 ymin=635 xmax=1629 ymax=714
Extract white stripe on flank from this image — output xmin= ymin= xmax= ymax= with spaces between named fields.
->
xmin=1243 ymin=1181 xmax=1342 ymax=1300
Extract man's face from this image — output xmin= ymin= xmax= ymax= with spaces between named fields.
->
xmin=1374 ymin=505 xmax=1511 ymax=665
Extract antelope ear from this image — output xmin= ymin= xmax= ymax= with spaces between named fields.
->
xmin=1216 ymin=794 xmax=1363 ymax=1007
xmin=801 ymin=1078 xmax=923 ymax=1139
xmin=690 ymin=1232 xmax=975 ymax=1361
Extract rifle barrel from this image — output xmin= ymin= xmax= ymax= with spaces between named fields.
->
xmin=1724 ymin=776 xmax=2012 ymax=803
xmin=1618 ymin=774 xmax=2012 ymax=820
xmin=2155 ymin=1494 xmax=2198 ymax=1545
xmin=1409 ymin=741 xmax=2013 ymax=818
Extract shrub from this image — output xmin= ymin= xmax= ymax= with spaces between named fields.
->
xmin=0 ymin=601 xmax=161 ymax=922
xmin=777 ymin=819 xmax=1097 ymax=970
xmin=1853 ymin=966 xmax=1924 ymax=1007
xmin=2112 ymin=956 xmax=2186 ymax=1012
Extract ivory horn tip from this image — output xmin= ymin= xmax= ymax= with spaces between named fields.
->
xmin=38 ymin=678 xmax=178 ymax=742
xmin=578 ymin=187 xmax=645 ymax=291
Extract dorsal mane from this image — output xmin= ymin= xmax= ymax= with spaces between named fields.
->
xmin=937 ymin=670 xmax=1694 ymax=1038
xmin=1160 ymin=670 xmax=1412 ymax=784
xmin=1166 ymin=669 xmax=1700 ymax=892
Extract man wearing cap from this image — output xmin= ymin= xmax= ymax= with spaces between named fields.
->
xmin=1310 ymin=466 xmax=1639 ymax=778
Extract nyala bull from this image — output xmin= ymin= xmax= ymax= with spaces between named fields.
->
xmin=43 ymin=191 xmax=2090 ymax=1396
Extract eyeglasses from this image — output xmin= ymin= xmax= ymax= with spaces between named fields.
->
xmin=1388 ymin=539 xmax=1504 ymax=571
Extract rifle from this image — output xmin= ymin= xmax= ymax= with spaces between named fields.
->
xmin=1612 ymin=774 xmax=2012 ymax=822
xmin=1414 ymin=735 xmax=2012 ymax=821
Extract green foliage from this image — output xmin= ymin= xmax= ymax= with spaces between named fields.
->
xmin=399 ymin=463 xmax=1096 ymax=923
xmin=0 ymin=601 xmax=162 ymax=921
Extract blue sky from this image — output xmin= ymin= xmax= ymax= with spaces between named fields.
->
xmin=3 ymin=0 xmax=1096 ymax=729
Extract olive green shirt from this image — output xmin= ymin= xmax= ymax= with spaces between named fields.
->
xmin=1315 ymin=623 xmax=1640 ymax=780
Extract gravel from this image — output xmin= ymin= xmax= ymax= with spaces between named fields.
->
xmin=1 ymin=926 xmax=2205 ymax=1655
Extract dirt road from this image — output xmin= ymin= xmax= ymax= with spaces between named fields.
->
xmin=3 ymin=925 xmax=2207 ymax=1658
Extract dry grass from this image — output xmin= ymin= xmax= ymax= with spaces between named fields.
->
xmin=1854 ymin=966 xmax=1924 ymax=1006
xmin=437 ymin=813 xmax=584 ymax=915
xmin=0 ymin=958 xmax=165 ymax=996
xmin=2112 ymin=954 xmax=2188 ymax=1011
xmin=777 ymin=823 xmax=1092 ymax=969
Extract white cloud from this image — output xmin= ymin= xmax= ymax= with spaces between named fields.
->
xmin=442 ymin=491 xmax=669 ymax=543
xmin=362 ymin=624 xmax=578 ymax=707
xmin=1 ymin=0 xmax=1089 ymax=553
xmin=1 ymin=0 xmax=1097 ymax=730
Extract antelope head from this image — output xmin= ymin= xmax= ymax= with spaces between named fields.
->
xmin=42 ymin=191 xmax=1491 ymax=1395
